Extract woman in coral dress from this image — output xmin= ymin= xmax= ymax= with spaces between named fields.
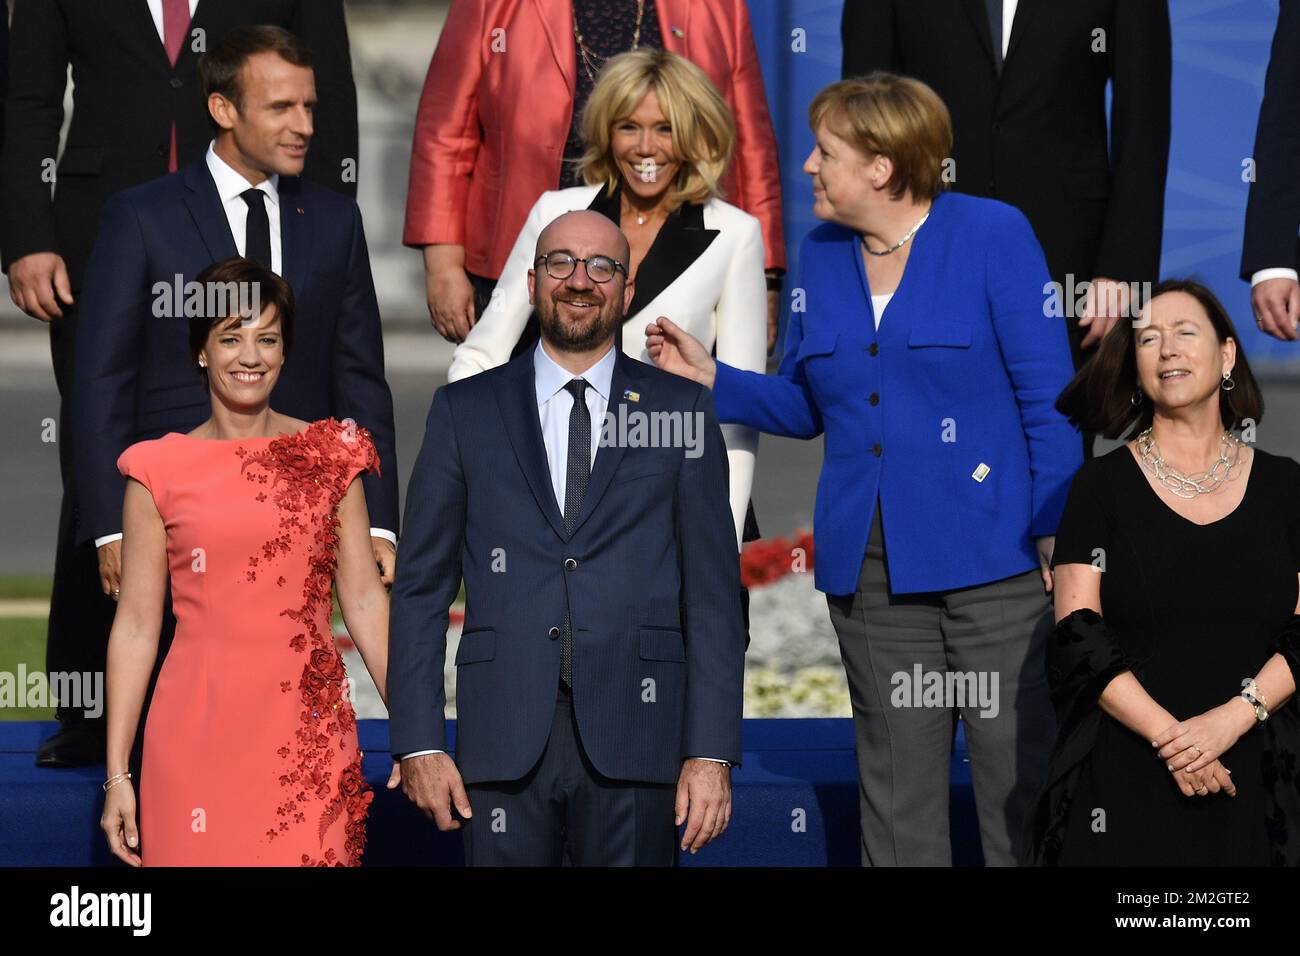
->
xmin=100 ymin=259 xmax=395 ymax=866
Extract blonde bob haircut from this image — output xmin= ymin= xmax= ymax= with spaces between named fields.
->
xmin=577 ymin=48 xmax=735 ymax=210
xmin=809 ymin=72 xmax=953 ymax=201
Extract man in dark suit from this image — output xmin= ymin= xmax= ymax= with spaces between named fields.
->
xmin=1 ymin=1 xmax=8 ymax=152
xmin=1 ymin=0 xmax=358 ymax=766
xmin=70 ymin=26 xmax=397 ymax=777
xmin=389 ymin=210 xmax=745 ymax=866
xmin=842 ymin=0 xmax=1171 ymax=365
xmin=1242 ymin=0 xmax=1300 ymax=341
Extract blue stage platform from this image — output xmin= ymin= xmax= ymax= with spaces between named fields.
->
xmin=0 ymin=719 xmax=982 ymax=866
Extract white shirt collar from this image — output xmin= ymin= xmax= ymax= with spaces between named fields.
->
xmin=205 ymin=140 xmax=280 ymax=208
xmin=533 ymin=339 xmax=616 ymax=406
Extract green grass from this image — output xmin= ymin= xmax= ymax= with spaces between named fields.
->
xmin=0 ymin=576 xmax=53 ymax=600
xmin=0 ymin=617 xmax=55 ymax=720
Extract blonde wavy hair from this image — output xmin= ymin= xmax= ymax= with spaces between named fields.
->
xmin=576 ymin=48 xmax=735 ymax=210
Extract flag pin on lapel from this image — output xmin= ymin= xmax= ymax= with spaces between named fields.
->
xmin=670 ymin=26 xmax=684 ymax=37
xmin=296 ymin=207 xmax=305 ymax=214
xmin=972 ymin=463 xmax=990 ymax=482
xmin=623 ymin=389 xmax=641 ymax=403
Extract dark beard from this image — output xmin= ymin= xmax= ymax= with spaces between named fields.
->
xmin=538 ymin=293 xmax=623 ymax=352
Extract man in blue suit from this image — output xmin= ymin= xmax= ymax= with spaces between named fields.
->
xmin=390 ymin=211 xmax=745 ymax=866
xmin=71 ymin=26 xmax=398 ymax=773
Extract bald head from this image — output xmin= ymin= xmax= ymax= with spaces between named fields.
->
xmin=529 ymin=209 xmax=635 ymax=359
xmin=535 ymin=210 xmax=630 ymax=270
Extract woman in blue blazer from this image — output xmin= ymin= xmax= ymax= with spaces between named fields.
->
xmin=649 ymin=73 xmax=1082 ymax=866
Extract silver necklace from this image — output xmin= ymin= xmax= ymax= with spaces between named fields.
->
xmin=1136 ymin=427 xmax=1242 ymax=498
xmin=861 ymin=210 xmax=930 ymax=256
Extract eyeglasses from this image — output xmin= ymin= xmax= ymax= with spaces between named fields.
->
xmin=535 ymin=251 xmax=627 ymax=284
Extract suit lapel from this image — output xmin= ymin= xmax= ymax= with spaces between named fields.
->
xmin=627 ymin=203 xmax=718 ymax=317
xmin=173 ymin=0 xmax=217 ymax=73
xmin=584 ymin=185 xmax=719 ymax=318
xmin=656 ymin=0 xmax=693 ymax=53
xmin=128 ymin=0 xmax=173 ymax=70
xmin=181 ymin=159 xmax=239 ymax=263
xmin=958 ymin=0 xmax=997 ymax=71
xmin=277 ymin=176 xmax=312 ymax=295
xmin=568 ymin=351 xmax=641 ymax=536
xmin=531 ymin=0 xmax=576 ymax=93
xmin=1003 ymin=0 xmax=1044 ymax=69
xmin=495 ymin=353 xmax=569 ymax=541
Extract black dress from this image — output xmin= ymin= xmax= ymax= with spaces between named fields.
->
xmin=1028 ymin=445 xmax=1300 ymax=866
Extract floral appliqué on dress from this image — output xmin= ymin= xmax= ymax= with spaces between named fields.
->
xmin=236 ymin=418 xmax=380 ymax=866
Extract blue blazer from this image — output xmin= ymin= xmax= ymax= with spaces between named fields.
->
xmin=71 ymin=158 xmax=399 ymax=544
xmin=388 ymin=348 xmax=746 ymax=785
xmin=713 ymin=191 xmax=1081 ymax=595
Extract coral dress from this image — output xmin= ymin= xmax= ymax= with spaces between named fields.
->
xmin=116 ymin=417 xmax=379 ymax=866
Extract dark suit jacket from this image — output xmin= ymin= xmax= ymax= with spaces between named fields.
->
xmin=388 ymin=348 xmax=746 ymax=785
xmin=71 ymin=158 xmax=398 ymax=545
xmin=0 ymin=2 xmax=8 ymax=152
xmin=1241 ymin=0 xmax=1300 ymax=278
xmin=0 ymin=0 xmax=357 ymax=289
xmin=842 ymin=0 xmax=1170 ymax=294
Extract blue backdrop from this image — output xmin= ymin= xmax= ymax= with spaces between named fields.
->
xmin=748 ymin=0 xmax=1295 ymax=371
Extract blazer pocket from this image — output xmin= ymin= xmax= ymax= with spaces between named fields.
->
xmin=908 ymin=320 xmax=972 ymax=348
xmin=455 ymin=628 xmax=496 ymax=665
xmin=794 ymin=329 xmax=839 ymax=362
xmin=639 ymin=628 xmax=686 ymax=663
xmin=614 ymin=462 xmax=669 ymax=485
xmin=59 ymin=145 xmax=105 ymax=177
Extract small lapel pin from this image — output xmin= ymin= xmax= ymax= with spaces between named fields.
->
xmin=295 ymin=207 xmax=305 ymax=214
xmin=623 ymin=389 xmax=641 ymax=403
xmin=972 ymin=463 xmax=990 ymax=483
xmin=670 ymin=26 xmax=684 ymax=37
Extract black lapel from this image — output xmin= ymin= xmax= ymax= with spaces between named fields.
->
xmin=127 ymin=0 xmax=173 ymax=71
xmin=173 ymin=0 xmax=218 ymax=72
xmin=276 ymin=176 xmax=312 ymax=295
xmin=958 ymin=0 xmax=997 ymax=71
xmin=584 ymin=184 xmax=720 ymax=316
xmin=568 ymin=350 xmax=645 ymax=536
xmin=627 ymin=202 xmax=718 ymax=317
xmin=494 ymin=351 xmax=569 ymax=541
xmin=181 ymin=159 xmax=240 ymax=264
xmin=1003 ymin=0 xmax=1044 ymax=68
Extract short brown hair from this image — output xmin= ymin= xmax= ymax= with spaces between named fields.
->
xmin=1056 ymin=278 xmax=1264 ymax=438
xmin=199 ymin=25 xmax=312 ymax=115
xmin=188 ymin=257 xmax=295 ymax=376
xmin=809 ymin=72 xmax=953 ymax=201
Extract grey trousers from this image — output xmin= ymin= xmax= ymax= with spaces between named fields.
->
xmin=826 ymin=503 xmax=1056 ymax=866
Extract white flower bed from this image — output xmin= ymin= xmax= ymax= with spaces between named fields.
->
xmin=342 ymin=571 xmax=851 ymax=720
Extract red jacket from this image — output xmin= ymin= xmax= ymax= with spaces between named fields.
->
xmin=403 ymin=0 xmax=786 ymax=278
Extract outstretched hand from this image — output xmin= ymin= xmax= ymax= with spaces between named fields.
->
xmin=645 ymin=316 xmax=717 ymax=389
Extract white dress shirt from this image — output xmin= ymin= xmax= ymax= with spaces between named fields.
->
xmin=403 ymin=340 xmax=727 ymax=765
xmin=205 ymin=141 xmax=283 ymax=276
xmin=145 ymin=0 xmax=200 ymax=45
xmin=1001 ymin=0 xmax=1018 ymax=58
xmin=98 ymin=142 xmax=396 ymax=547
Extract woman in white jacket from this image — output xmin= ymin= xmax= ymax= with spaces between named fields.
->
xmin=449 ymin=49 xmax=767 ymax=551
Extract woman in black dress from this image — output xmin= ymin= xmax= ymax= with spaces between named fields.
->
xmin=1026 ymin=279 xmax=1300 ymax=865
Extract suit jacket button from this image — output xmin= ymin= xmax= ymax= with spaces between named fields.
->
xmin=868 ymin=343 xmax=879 ymax=356
xmin=564 ymin=557 xmax=578 ymax=571
xmin=548 ymin=626 xmax=561 ymax=639
xmin=169 ymin=76 xmax=183 ymax=89
xmin=869 ymin=393 xmax=880 ymax=406
xmin=871 ymin=443 xmax=882 ymax=457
